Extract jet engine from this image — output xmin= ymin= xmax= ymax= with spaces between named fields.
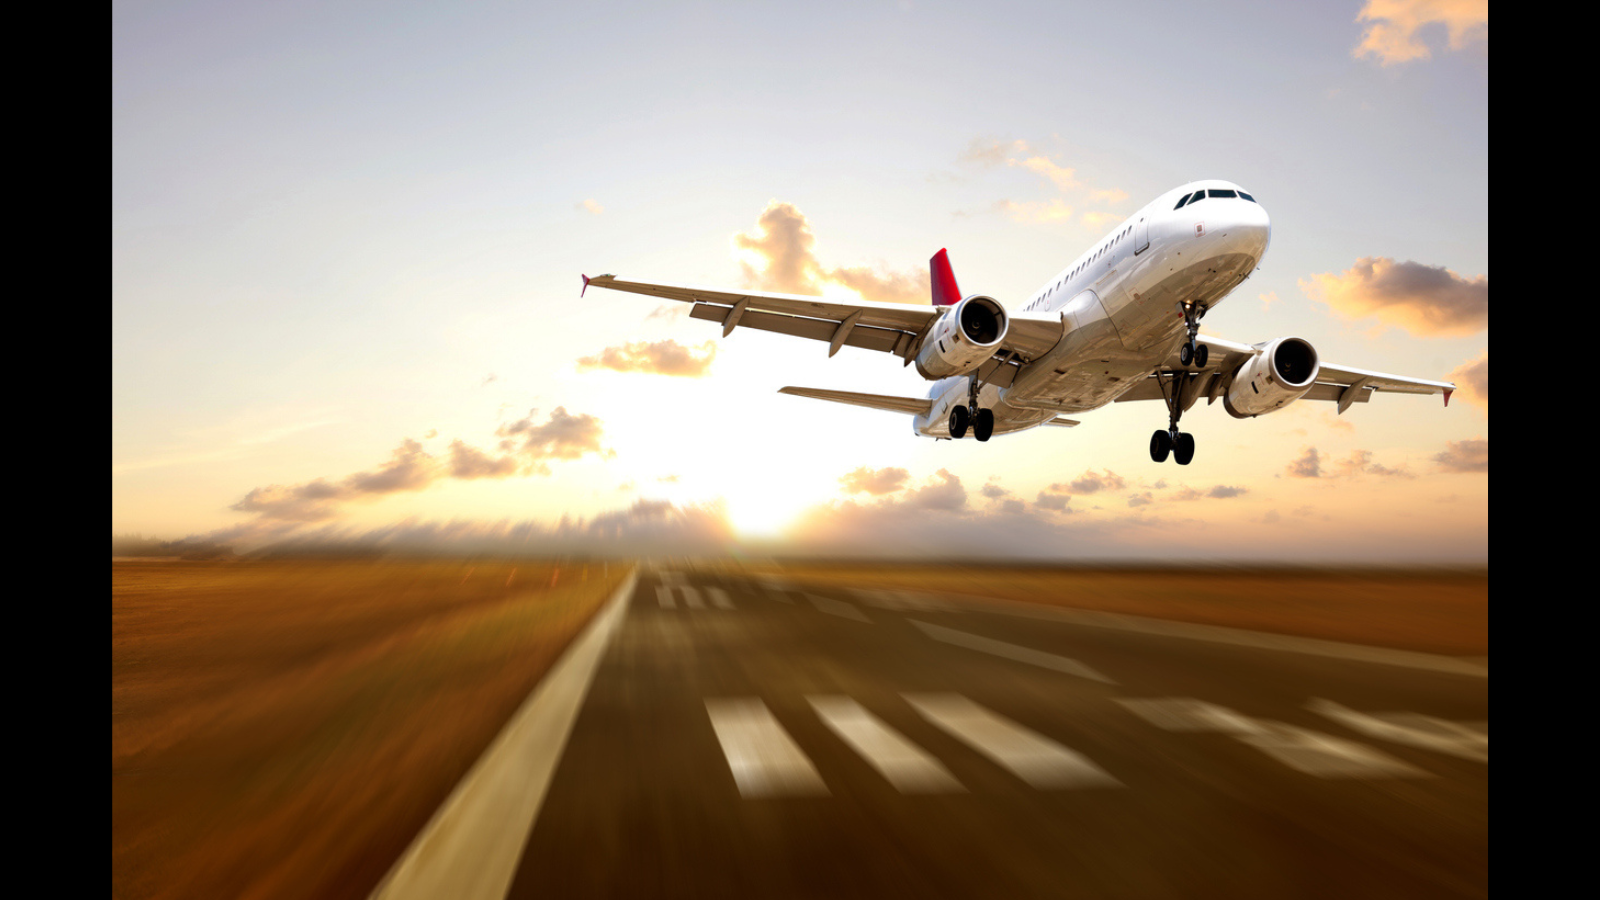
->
xmin=1224 ymin=337 xmax=1320 ymax=418
xmin=914 ymin=295 xmax=1008 ymax=379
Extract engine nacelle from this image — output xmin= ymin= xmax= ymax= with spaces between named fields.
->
xmin=914 ymin=295 xmax=1008 ymax=379
xmin=1224 ymin=337 xmax=1320 ymax=418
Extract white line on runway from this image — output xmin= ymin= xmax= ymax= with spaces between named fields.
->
xmin=656 ymin=586 xmax=676 ymax=609
xmin=369 ymin=569 xmax=638 ymax=900
xmin=1117 ymin=697 xmax=1428 ymax=779
xmin=706 ymin=698 xmax=828 ymax=798
xmin=682 ymin=587 xmax=704 ymax=609
xmin=808 ymin=593 xmax=870 ymax=622
xmin=1308 ymin=698 xmax=1487 ymax=762
xmin=708 ymin=587 xmax=734 ymax=610
xmin=904 ymin=693 xmax=1120 ymax=789
xmin=909 ymin=620 xmax=1114 ymax=684
xmin=808 ymin=696 xmax=963 ymax=794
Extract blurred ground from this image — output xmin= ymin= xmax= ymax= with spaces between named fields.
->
xmin=111 ymin=558 xmax=624 ymax=900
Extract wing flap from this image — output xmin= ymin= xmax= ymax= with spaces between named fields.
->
xmin=688 ymin=303 xmax=909 ymax=354
xmin=777 ymin=386 xmax=933 ymax=417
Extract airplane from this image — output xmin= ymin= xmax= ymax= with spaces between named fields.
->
xmin=581 ymin=180 xmax=1454 ymax=465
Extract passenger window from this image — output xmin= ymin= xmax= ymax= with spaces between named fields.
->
xmin=1209 ymin=189 xmax=1237 ymax=199
xmin=1238 ymin=191 xmax=1255 ymax=202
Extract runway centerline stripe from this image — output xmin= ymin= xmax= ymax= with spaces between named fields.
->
xmin=369 ymin=569 xmax=638 ymax=900
xmin=904 ymin=693 xmax=1120 ymax=789
xmin=807 ymin=593 xmax=871 ymax=623
xmin=909 ymin=620 xmax=1115 ymax=684
xmin=705 ymin=698 xmax=828 ymax=798
xmin=807 ymin=696 xmax=964 ymax=794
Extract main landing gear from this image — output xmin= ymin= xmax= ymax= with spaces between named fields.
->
xmin=1176 ymin=302 xmax=1210 ymax=369
xmin=949 ymin=373 xmax=994 ymax=441
xmin=1150 ymin=369 xmax=1197 ymax=465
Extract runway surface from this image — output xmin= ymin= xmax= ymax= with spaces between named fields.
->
xmin=445 ymin=567 xmax=1487 ymax=898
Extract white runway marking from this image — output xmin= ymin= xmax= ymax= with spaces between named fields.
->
xmin=853 ymin=589 xmax=954 ymax=612
xmin=370 ymin=570 xmax=638 ymax=900
xmin=706 ymin=698 xmax=828 ymax=798
xmin=656 ymin=586 xmax=676 ymax=609
xmin=904 ymin=693 xmax=1120 ymax=789
xmin=1118 ymin=697 xmax=1427 ymax=779
xmin=1308 ymin=699 xmax=1487 ymax=762
xmin=909 ymin=620 xmax=1115 ymax=684
xmin=808 ymin=594 xmax=870 ymax=623
xmin=708 ymin=587 xmax=734 ymax=610
xmin=756 ymin=576 xmax=795 ymax=603
xmin=808 ymin=696 xmax=963 ymax=794
xmin=681 ymin=587 xmax=704 ymax=609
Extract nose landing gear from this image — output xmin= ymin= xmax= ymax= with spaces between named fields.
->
xmin=1176 ymin=302 xmax=1210 ymax=369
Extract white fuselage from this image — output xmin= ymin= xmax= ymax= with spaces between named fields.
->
xmin=914 ymin=180 xmax=1272 ymax=438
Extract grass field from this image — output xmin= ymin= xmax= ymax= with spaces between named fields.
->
xmin=729 ymin=562 xmax=1488 ymax=657
xmin=112 ymin=558 xmax=625 ymax=900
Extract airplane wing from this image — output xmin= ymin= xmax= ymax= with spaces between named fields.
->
xmin=581 ymin=274 xmax=1065 ymax=368
xmin=1115 ymin=334 xmax=1455 ymax=412
xmin=777 ymin=386 xmax=933 ymax=416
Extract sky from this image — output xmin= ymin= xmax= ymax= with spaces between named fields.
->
xmin=112 ymin=0 xmax=1489 ymax=562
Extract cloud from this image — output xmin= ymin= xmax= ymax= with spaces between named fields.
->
xmin=1434 ymin=438 xmax=1487 ymax=473
xmin=496 ymin=407 xmax=611 ymax=471
xmin=578 ymin=198 xmax=604 ymax=215
xmin=733 ymin=201 xmax=930 ymax=304
xmin=840 ymin=466 xmax=910 ymax=496
xmin=904 ymin=468 xmax=967 ymax=510
xmin=1354 ymin=0 xmax=1488 ymax=65
xmin=230 ymin=439 xmax=445 ymax=522
xmin=1449 ymin=349 xmax=1488 ymax=413
xmin=447 ymin=440 xmax=520 ymax=479
xmin=1334 ymin=450 xmax=1415 ymax=479
xmin=576 ymin=339 xmax=717 ymax=377
xmin=1287 ymin=447 xmax=1322 ymax=478
xmin=995 ymin=198 xmax=1074 ymax=224
xmin=646 ymin=304 xmax=687 ymax=322
xmin=1065 ymin=469 xmax=1128 ymax=494
xmin=1035 ymin=489 xmax=1071 ymax=511
xmin=1299 ymin=257 xmax=1488 ymax=336
xmin=956 ymin=139 xmax=1128 ymax=228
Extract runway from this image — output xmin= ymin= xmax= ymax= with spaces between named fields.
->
xmin=405 ymin=566 xmax=1488 ymax=899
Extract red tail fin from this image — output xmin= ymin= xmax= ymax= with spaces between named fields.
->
xmin=930 ymin=248 xmax=962 ymax=306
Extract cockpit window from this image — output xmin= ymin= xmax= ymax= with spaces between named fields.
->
xmin=1237 ymin=191 xmax=1255 ymax=202
xmin=1188 ymin=190 xmax=1205 ymax=205
xmin=1208 ymin=189 xmax=1238 ymax=199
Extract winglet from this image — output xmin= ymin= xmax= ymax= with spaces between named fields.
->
xmin=1443 ymin=388 xmax=1453 ymax=408
xmin=930 ymin=248 xmax=962 ymax=306
xmin=581 ymin=274 xmax=591 ymax=297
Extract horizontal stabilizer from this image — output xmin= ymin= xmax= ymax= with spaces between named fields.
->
xmin=778 ymin=386 xmax=933 ymax=417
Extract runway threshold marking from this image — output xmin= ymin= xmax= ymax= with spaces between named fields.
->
xmin=708 ymin=587 xmax=734 ymax=610
xmin=1307 ymin=699 xmax=1488 ymax=762
xmin=908 ymin=620 xmax=1115 ymax=684
xmin=1117 ymin=697 xmax=1427 ymax=779
xmin=807 ymin=593 xmax=870 ymax=622
xmin=706 ymin=698 xmax=829 ymax=798
xmin=369 ymin=569 xmax=639 ymax=900
xmin=807 ymin=696 xmax=964 ymax=794
xmin=904 ymin=693 xmax=1120 ymax=789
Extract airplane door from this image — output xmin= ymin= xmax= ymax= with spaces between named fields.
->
xmin=1134 ymin=216 xmax=1150 ymax=254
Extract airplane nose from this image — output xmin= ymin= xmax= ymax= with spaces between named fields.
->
xmin=1222 ymin=199 xmax=1271 ymax=259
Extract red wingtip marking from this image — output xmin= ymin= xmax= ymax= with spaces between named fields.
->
xmin=581 ymin=274 xmax=590 ymax=297
xmin=1443 ymin=389 xmax=1453 ymax=407
xmin=930 ymin=248 xmax=961 ymax=306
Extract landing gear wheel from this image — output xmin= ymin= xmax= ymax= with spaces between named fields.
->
xmin=1150 ymin=429 xmax=1172 ymax=463
xmin=1173 ymin=432 xmax=1195 ymax=465
xmin=1194 ymin=343 xmax=1209 ymax=368
xmin=949 ymin=405 xmax=970 ymax=439
xmin=974 ymin=408 xmax=995 ymax=442
xmin=1179 ymin=342 xmax=1194 ymax=367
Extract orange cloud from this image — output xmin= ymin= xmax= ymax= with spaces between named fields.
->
xmin=1434 ymin=438 xmax=1487 ymax=473
xmin=1298 ymin=257 xmax=1487 ymax=336
xmin=577 ymin=339 xmax=717 ymax=377
xmin=1354 ymin=0 xmax=1488 ymax=65
xmin=840 ymin=466 xmax=910 ymax=496
xmin=1448 ymin=349 xmax=1488 ymax=413
xmin=732 ymin=201 xmax=929 ymax=303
